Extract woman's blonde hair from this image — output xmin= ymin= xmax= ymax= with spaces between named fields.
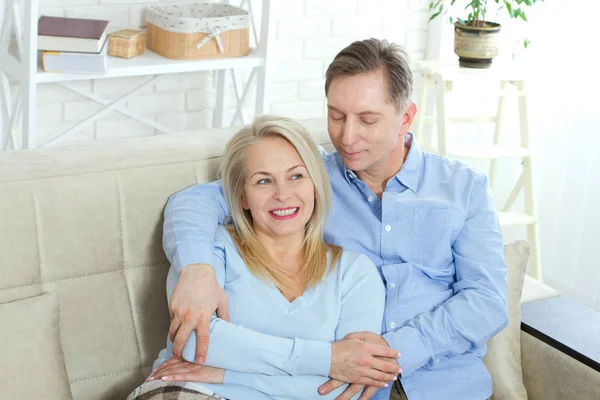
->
xmin=219 ymin=115 xmax=341 ymax=296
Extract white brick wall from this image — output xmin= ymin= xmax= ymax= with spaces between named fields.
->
xmin=33 ymin=0 xmax=430 ymax=146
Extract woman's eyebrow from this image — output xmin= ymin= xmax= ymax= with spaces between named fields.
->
xmin=287 ymin=164 xmax=305 ymax=172
xmin=250 ymin=165 xmax=305 ymax=179
xmin=250 ymin=171 xmax=271 ymax=178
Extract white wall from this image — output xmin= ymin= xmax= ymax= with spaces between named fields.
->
xmin=525 ymin=1 xmax=600 ymax=311
xmin=430 ymin=0 xmax=600 ymax=310
xmin=30 ymin=0 xmax=431 ymax=146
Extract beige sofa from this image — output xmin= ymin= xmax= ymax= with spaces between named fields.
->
xmin=0 ymin=119 xmax=598 ymax=400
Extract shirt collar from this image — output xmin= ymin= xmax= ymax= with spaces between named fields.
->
xmin=394 ymin=132 xmax=423 ymax=192
xmin=343 ymin=132 xmax=423 ymax=192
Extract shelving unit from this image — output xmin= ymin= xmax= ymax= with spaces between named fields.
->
xmin=0 ymin=0 xmax=272 ymax=150
xmin=414 ymin=60 xmax=542 ymax=280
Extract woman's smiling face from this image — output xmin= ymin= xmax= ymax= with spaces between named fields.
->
xmin=241 ymin=136 xmax=315 ymax=240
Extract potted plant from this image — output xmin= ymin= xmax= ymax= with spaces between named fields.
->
xmin=428 ymin=0 xmax=544 ymax=68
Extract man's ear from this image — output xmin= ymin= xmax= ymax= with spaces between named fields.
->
xmin=401 ymin=102 xmax=417 ymax=134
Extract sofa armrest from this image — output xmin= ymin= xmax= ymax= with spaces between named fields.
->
xmin=520 ymin=275 xmax=560 ymax=304
xmin=520 ymin=296 xmax=600 ymax=400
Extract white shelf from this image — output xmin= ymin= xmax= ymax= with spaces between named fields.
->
xmin=36 ymin=48 xmax=265 ymax=83
xmin=420 ymin=143 xmax=532 ymax=159
xmin=0 ymin=0 xmax=273 ymax=150
xmin=414 ymin=59 xmax=542 ymax=280
xmin=418 ymin=60 xmax=529 ymax=82
xmin=447 ymin=145 xmax=532 ymax=160
xmin=499 ymin=212 xmax=537 ymax=228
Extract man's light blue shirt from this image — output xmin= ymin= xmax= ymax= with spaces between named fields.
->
xmin=163 ymin=133 xmax=508 ymax=400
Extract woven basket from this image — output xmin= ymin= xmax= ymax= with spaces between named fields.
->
xmin=146 ymin=3 xmax=250 ymax=60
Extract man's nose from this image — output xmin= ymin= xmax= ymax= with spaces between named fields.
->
xmin=341 ymin=120 xmax=357 ymax=146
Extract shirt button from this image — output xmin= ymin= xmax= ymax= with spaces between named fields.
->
xmin=389 ymin=282 xmax=396 ymax=288
xmin=368 ymin=196 xmax=374 ymax=202
xmin=389 ymin=322 xmax=397 ymax=329
xmin=385 ymin=224 xmax=392 ymax=232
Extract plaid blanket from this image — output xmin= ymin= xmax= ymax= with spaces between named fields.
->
xmin=127 ymin=380 xmax=227 ymax=400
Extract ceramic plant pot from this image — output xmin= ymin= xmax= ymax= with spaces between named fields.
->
xmin=454 ymin=21 xmax=501 ymax=68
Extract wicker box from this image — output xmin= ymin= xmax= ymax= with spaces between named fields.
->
xmin=108 ymin=29 xmax=146 ymax=59
xmin=145 ymin=3 xmax=250 ymax=60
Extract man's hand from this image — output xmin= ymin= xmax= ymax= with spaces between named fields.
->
xmin=148 ymin=357 xmax=225 ymax=383
xmin=329 ymin=335 xmax=401 ymax=387
xmin=168 ymin=263 xmax=230 ymax=364
xmin=345 ymin=331 xmax=398 ymax=352
xmin=320 ymin=331 xmax=402 ymax=397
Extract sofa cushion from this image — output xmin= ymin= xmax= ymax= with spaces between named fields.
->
xmin=521 ymin=331 xmax=600 ymax=400
xmin=484 ymin=241 xmax=530 ymax=399
xmin=0 ymin=293 xmax=73 ymax=399
xmin=0 ymin=120 xmax=332 ymax=400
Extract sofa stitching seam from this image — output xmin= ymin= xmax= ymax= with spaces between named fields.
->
xmin=0 ymin=158 xmax=218 ymax=183
xmin=0 ymin=263 xmax=169 ymax=292
xmin=70 ymin=367 xmax=144 ymax=384
xmin=117 ymin=173 xmax=144 ymax=371
xmin=31 ymin=189 xmax=45 ymax=288
xmin=194 ymin=162 xmax=201 ymax=184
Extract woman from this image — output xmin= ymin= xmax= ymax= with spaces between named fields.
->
xmin=135 ymin=116 xmax=390 ymax=400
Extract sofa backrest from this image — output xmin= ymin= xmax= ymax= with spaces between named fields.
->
xmin=0 ymin=120 xmax=331 ymax=400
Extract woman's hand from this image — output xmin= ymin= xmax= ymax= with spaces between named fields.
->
xmin=148 ymin=357 xmax=225 ymax=384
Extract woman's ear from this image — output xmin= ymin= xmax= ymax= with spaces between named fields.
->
xmin=241 ymin=191 xmax=249 ymax=210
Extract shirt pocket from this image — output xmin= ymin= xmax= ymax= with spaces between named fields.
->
xmin=412 ymin=207 xmax=464 ymax=272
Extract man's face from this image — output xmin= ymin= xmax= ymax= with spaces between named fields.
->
xmin=326 ymin=69 xmax=415 ymax=174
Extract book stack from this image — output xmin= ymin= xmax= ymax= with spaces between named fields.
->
xmin=38 ymin=16 xmax=110 ymax=74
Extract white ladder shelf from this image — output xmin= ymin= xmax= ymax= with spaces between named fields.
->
xmin=414 ymin=60 xmax=542 ymax=281
xmin=0 ymin=0 xmax=272 ymax=150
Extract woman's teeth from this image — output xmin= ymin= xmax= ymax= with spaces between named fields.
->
xmin=272 ymin=208 xmax=298 ymax=216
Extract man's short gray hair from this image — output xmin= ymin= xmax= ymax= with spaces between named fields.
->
xmin=325 ymin=38 xmax=413 ymax=112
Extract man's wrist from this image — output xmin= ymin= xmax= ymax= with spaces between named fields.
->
xmin=181 ymin=263 xmax=214 ymax=277
xmin=330 ymin=341 xmax=343 ymax=368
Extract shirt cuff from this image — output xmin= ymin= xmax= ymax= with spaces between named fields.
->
xmin=171 ymin=241 xmax=216 ymax=274
xmin=223 ymin=369 xmax=242 ymax=385
xmin=384 ymin=326 xmax=430 ymax=376
xmin=295 ymin=338 xmax=332 ymax=376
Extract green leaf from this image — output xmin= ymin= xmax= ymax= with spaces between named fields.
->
xmin=457 ymin=17 xmax=466 ymax=25
xmin=524 ymin=38 xmax=531 ymax=48
xmin=428 ymin=4 xmax=444 ymax=22
xmin=428 ymin=10 xmax=443 ymax=22
xmin=517 ymin=9 xmax=528 ymax=21
xmin=429 ymin=1 xmax=442 ymax=10
xmin=504 ymin=0 xmax=513 ymax=15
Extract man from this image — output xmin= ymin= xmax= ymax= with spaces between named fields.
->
xmin=160 ymin=39 xmax=508 ymax=400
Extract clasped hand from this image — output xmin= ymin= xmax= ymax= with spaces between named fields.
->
xmin=322 ymin=331 xmax=402 ymax=400
xmin=167 ymin=265 xmax=402 ymax=400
